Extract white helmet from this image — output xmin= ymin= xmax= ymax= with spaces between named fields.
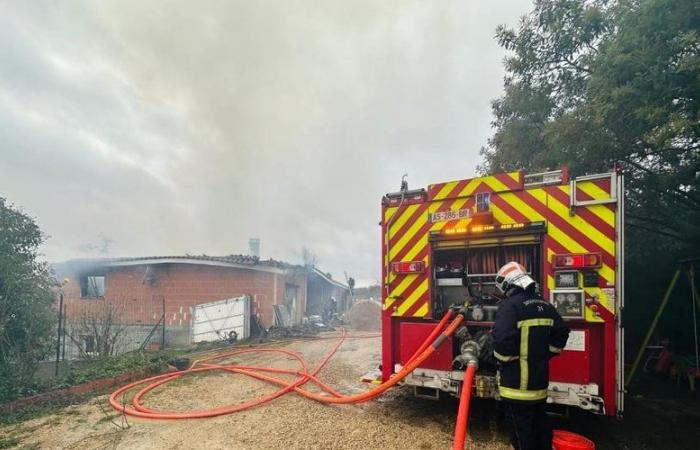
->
xmin=495 ymin=261 xmax=535 ymax=294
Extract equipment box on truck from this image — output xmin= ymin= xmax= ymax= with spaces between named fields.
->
xmin=381 ymin=168 xmax=624 ymax=417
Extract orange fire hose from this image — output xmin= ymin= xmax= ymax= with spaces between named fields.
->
xmin=452 ymin=363 xmax=477 ymax=450
xmin=109 ymin=312 xmax=464 ymax=419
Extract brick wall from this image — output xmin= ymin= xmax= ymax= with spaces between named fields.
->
xmin=62 ymin=263 xmax=308 ymax=348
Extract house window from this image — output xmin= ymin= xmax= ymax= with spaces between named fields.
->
xmin=80 ymin=276 xmax=105 ymax=298
xmin=476 ymin=192 xmax=491 ymax=212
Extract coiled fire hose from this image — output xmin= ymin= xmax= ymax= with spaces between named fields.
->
xmin=109 ymin=310 xmax=468 ymax=445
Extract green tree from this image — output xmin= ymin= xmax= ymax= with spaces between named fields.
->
xmin=481 ymin=0 xmax=700 ymax=353
xmin=0 ymin=197 xmax=57 ymax=402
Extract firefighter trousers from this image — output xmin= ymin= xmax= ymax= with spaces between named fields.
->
xmin=504 ymin=401 xmax=552 ymax=450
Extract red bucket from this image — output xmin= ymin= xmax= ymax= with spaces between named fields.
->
xmin=552 ymin=430 xmax=595 ymax=450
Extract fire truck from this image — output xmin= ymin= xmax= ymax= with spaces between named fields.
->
xmin=381 ymin=168 xmax=624 ymax=418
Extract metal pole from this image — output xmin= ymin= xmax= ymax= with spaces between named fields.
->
xmin=61 ymin=306 xmax=66 ymax=360
xmin=161 ymin=295 xmax=166 ymax=349
xmin=689 ymin=265 xmax=699 ymax=372
xmin=626 ymin=268 xmax=681 ymax=388
xmin=55 ymin=291 xmax=64 ymax=377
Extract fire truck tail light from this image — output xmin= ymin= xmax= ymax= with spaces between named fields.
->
xmin=553 ymin=253 xmax=602 ymax=269
xmin=391 ymin=261 xmax=425 ymax=274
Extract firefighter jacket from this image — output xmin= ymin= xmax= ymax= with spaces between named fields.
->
xmin=493 ymin=288 xmax=570 ymax=402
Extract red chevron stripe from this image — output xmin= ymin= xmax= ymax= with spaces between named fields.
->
xmin=388 ymin=202 xmax=429 ymax=248
xmin=404 ymin=296 xmax=430 ymax=317
xmin=388 ymin=269 xmax=428 ymax=313
xmin=490 ymin=194 xmax=529 ymax=223
xmin=546 ymin=187 xmax=615 ymax=239
xmin=392 ymin=228 xmax=430 ymax=267
xmin=514 ymin=190 xmax=615 ymax=268
xmin=495 ymin=172 xmax=522 ymax=191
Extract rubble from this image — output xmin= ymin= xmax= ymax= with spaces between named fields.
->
xmin=347 ymin=299 xmax=382 ymax=331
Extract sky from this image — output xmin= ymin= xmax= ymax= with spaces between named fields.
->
xmin=0 ymin=0 xmax=532 ymax=286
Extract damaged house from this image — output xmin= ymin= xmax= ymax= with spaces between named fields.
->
xmin=54 ymin=255 xmax=308 ymax=359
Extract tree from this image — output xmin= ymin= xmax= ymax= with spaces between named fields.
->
xmin=481 ymin=0 xmax=700 ymax=353
xmin=0 ymin=197 xmax=57 ymax=401
xmin=66 ymin=302 xmax=127 ymax=359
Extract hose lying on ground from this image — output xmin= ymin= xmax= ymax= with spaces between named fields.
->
xmin=109 ymin=310 xmax=463 ymax=419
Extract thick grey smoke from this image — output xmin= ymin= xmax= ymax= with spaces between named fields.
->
xmin=0 ymin=1 xmax=530 ymax=285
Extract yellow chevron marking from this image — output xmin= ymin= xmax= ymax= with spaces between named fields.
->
xmin=548 ymin=223 xmax=615 ymax=284
xmin=389 ymin=204 xmax=420 ymax=238
xmin=403 ymin=236 xmax=428 ymax=262
xmin=482 ymin=175 xmax=510 ymax=193
xmin=509 ymin=171 xmax=521 ymax=183
xmin=503 ymin=190 xmax=615 ymax=284
xmin=530 ymin=190 xmax=615 ymax=257
xmin=490 ymin=203 xmax=515 ymax=224
xmin=388 ymin=274 xmax=417 ymax=299
xmin=559 ymin=185 xmax=615 ymax=227
xmin=499 ymin=193 xmax=544 ymax=222
xmin=434 ymin=181 xmax=459 ymax=200
xmin=577 ymin=180 xmax=611 ymax=199
xmin=547 ymin=274 xmax=554 ymax=291
xmin=395 ymin=279 xmax=428 ymax=316
xmin=456 ymin=178 xmax=483 ymax=198
xmin=389 ymin=213 xmax=427 ymax=260
xmin=413 ymin=302 xmax=429 ymax=317
xmin=384 ymin=206 xmax=398 ymax=223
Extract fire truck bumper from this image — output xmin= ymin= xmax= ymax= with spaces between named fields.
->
xmin=396 ymin=365 xmax=605 ymax=414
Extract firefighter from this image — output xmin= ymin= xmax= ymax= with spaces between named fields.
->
xmin=492 ymin=262 xmax=570 ymax=450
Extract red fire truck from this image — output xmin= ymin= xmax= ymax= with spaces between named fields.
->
xmin=381 ymin=168 xmax=624 ymax=418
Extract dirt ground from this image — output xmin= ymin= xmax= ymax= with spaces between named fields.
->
xmin=2 ymin=332 xmax=699 ymax=450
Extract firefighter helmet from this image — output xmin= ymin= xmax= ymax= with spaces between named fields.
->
xmin=495 ymin=261 xmax=535 ymax=293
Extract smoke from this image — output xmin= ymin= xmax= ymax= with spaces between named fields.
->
xmin=0 ymin=0 xmax=530 ymax=285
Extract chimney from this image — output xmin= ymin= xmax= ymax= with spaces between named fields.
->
xmin=249 ymin=238 xmax=260 ymax=258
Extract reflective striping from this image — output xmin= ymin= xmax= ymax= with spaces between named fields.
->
xmin=395 ymin=279 xmax=428 ymax=316
xmin=559 ymin=185 xmax=615 ymax=227
xmin=532 ymin=190 xmax=615 ymax=257
xmin=578 ymin=180 xmax=612 ymax=199
xmin=498 ymin=386 xmax=548 ymax=401
xmin=389 ymin=203 xmax=421 ymax=239
xmin=549 ymin=345 xmax=563 ymax=353
xmin=455 ymin=178 xmax=484 ymax=198
xmin=494 ymin=351 xmax=519 ymax=362
xmin=490 ymin=203 xmax=515 ymax=225
xmin=412 ymin=302 xmax=429 ymax=317
xmin=387 ymin=274 xmax=417 ymax=301
xmin=520 ymin=325 xmax=529 ymax=389
xmin=482 ymin=175 xmax=510 ymax=193
xmin=384 ymin=206 xmax=398 ymax=223
xmin=517 ymin=318 xmax=554 ymax=328
xmin=389 ymin=213 xmax=428 ymax=259
xmin=383 ymin=172 xmax=618 ymax=319
xmin=434 ymin=181 xmax=460 ymax=200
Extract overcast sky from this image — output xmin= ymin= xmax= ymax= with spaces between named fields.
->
xmin=0 ymin=1 xmax=531 ymax=286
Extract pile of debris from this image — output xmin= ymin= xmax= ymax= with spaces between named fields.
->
xmin=347 ymin=299 xmax=381 ymax=331
xmin=266 ymin=323 xmax=334 ymax=339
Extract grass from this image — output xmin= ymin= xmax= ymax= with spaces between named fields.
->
xmin=0 ymin=437 xmax=19 ymax=450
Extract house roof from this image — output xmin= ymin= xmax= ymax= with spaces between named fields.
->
xmin=53 ymin=254 xmax=302 ymax=278
xmin=311 ymin=267 xmax=350 ymax=290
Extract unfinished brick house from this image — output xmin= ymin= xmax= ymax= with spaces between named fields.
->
xmin=54 ymin=255 xmax=309 ymax=359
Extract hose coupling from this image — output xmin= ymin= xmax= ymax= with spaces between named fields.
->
xmin=452 ymin=340 xmax=480 ymax=370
